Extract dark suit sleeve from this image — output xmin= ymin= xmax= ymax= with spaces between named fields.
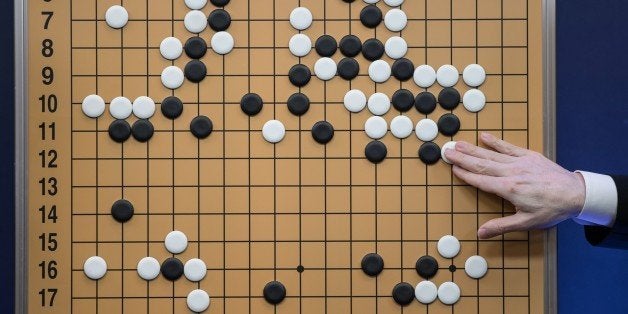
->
xmin=584 ymin=175 xmax=628 ymax=248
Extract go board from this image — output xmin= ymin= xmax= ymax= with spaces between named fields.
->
xmin=17 ymin=0 xmax=553 ymax=313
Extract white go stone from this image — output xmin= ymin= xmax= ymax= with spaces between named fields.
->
xmin=137 ymin=257 xmax=160 ymax=281
xmin=415 ymin=281 xmax=438 ymax=304
xmin=164 ymin=230 xmax=188 ymax=254
xmin=290 ymin=7 xmax=313 ymax=30
xmin=414 ymin=65 xmax=436 ymax=88
xmin=367 ymin=93 xmax=391 ymax=116
xmin=84 ymin=256 xmax=107 ymax=280
xmin=211 ymin=31 xmax=234 ymax=54
xmin=463 ymin=89 xmax=486 ymax=112
xmin=384 ymin=9 xmax=407 ymax=32
xmin=314 ymin=57 xmax=337 ymax=81
xmin=384 ymin=0 xmax=404 ymax=6
xmin=82 ymin=94 xmax=106 ymax=118
xmin=185 ymin=0 xmax=207 ymax=10
xmin=437 ymin=235 xmax=460 ymax=258
xmin=436 ymin=64 xmax=459 ymax=87
xmin=438 ymin=282 xmax=461 ymax=305
xmin=465 ymin=255 xmax=488 ymax=279
xmin=160 ymin=37 xmax=183 ymax=60
xmin=109 ymin=96 xmax=132 ymax=119
xmin=184 ymin=258 xmax=208 ymax=282
xmin=385 ymin=36 xmax=408 ymax=59
xmin=161 ymin=66 xmax=185 ymax=89
xmin=441 ymin=141 xmax=457 ymax=164
xmin=262 ymin=120 xmax=286 ymax=143
xmin=364 ymin=116 xmax=388 ymax=140
xmin=187 ymin=289 xmax=211 ymax=312
xmin=184 ymin=10 xmax=207 ymax=33
xmin=344 ymin=90 xmax=367 ymax=113
xmin=390 ymin=115 xmax=413 ymax=139
xmin=132 ymin=96 xmax=155 ymax=119
xmin=368 ymin=60 xmax=391 ymax=83
xmin=364 ymin=0 xmax=380 ymax=3
xmin=415 ymin=119 xmax=438 ymax=142
xmin=463 ymin=63 xmax=486 ymax=87
xmin=105 ymin=5 xmax=128 ymax=29
xmin=289 ymin=34 xmax=312 ymax=57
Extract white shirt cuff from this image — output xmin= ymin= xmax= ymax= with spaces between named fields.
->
xmin=573 ymin=171 xmax=618 ymax=227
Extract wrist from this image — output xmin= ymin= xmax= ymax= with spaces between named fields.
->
xmin=569 ymin=171 xmax=587 ymax=217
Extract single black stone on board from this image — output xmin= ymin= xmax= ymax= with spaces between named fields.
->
xmin=416 ymin=255 xmax=439 ymax=279
xmin=362 ymin=38 xmax=385 ymax=61
xmin=311 ymin=121 xmax=334 ymax=144
xmin=360 ymin=5 xmax=382 ymax=28
xmin=418 ymin=142 xmax=441 ymax=165
xmin=161 ymin=257 xmax=184 ymax=281
xmin=392 ymin=282 xmax=415 ymax=306
xmin=361 ymin=253 xmax=384 ymax=277
xmin=339 ymin=35 xmax=362 ymax=57
xmin=315 ymin=35 xmax=338 ymax=57
xmin=289 ymin=64 xmax=311 ymax=87
xmin=391 ymin=58 xmax=415 ymax=81
xmin=184 ymin=36 xmax=207 ymax=59
xmin=111 ymin=199 xmax=134 ymax=223
xmin=161 ymin=96 xmax=183 ymax=119
xmin=365 ymin=140 xmax=387 ymax=164
xmin=438 ymin=87 xmax=461 ymax=110
xmin=190 ymin=115 xmax=214 ymax=139
xmin=208 ymin=9 xmax=231 ymax=31
xmin=184 ymin=60 xmax=207 ymax=83
xmin=337 ymin=58 xmax=360 ymax=80
xmin=392 ymin=89 xmax=414 ymax=112
xmin=263 ymin=281 xmax=287 ymax=305
xmin=131 ymin=119 xmax=154 ymax=142
xmin=108 ymin=119 xmax=131 ymax=143
xmin=210 ymin=0 xmax=230 ymax=6
xmin=287 ymin=93 xmax=310 ymax=116
xmin=414 ymin=91 xmax=437 ymax=114
xmin=240 ymin=93 xmax=263 ymax=116
xmin=438 ymin=113 xmax=461 ymax=136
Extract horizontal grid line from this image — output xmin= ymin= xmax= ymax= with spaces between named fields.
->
xmin=72 ymin=17 xmax=529 ymax=22
xmin=70 ymin=239 xmax=528 ymax=244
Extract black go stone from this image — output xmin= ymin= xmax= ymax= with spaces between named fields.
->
xmin=210 ymin=0 xmax=230 ymax=6
xmin=240 ymin=93 xmax=263 ymax=116
xmin=392 ymin=89 xmax=414 ymax=112
xmin=418 ymin=142 xmax=441 ymax=165
xmin=362 ymin=38 xmax=385 ymax=61
xmin=438 ymin=113 xmax=461 ymax=136
xmin=337 ymin=58 xmax=360 ymax=80
xmin=208 ymin=9 xmax=231 ymax=31
xmin=289 ymin=64 xmax=311 ymax=87
xmin=161 ymin=257 xmax=184 ymax=281
xmin=131 ymin=119 xmax=154 ymax=142
xmin=287 ymin=93 xmax=310 ymax=116
xmin=415 ymin=255 xmax=439 ymax=279
xmin=360 ymin=5 xmax=382 ymax=28
xmin=391 ymin=58 xmax=415 ymax=81
xmin=110 ymin=199 xmax=134 ymax=223
xmin=311 ymin=121 xmax=334 ymax=144
xmin=184 ymin=36 xmax=207 ymax=59
xmin=190 ymin=115 xmax=213 ymax=139
xmin=365 ymin=140 xmax=387 ymax=164
xmin=361 ymin=253 xmax=384 ymax=277
xmin=438 ymin=87 xmax=461 ymax=110
xmin=263 ymin=281 xmax=287 ymax=305
xmin=315 ymin=35 xmax=338 ymax=57
xmin=108 ymin=119 xmax=131 ymax=143
xmin=392 ymin=282 xmax=415 ymax=306
xmin=184 ymin=59 xmax=207 ymax=83
xmin=339 ymin=35 xmax=362 ymax=57
xmin=161 ymin=96 xmax=183 ymax=120
xmin=414 ymin=91 xmax=437 ymax=114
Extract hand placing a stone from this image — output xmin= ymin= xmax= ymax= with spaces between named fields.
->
xmin=444 ymin=132 xmax=586 ymax=239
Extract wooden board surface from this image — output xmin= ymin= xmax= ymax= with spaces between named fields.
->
xmin=24 ymin=0 xmax=546 ymax=313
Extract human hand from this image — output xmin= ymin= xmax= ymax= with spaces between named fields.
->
xmin=443 ymin=133 xmax=586 ymax=239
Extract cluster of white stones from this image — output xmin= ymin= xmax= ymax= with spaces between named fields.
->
xmin=82 ymin=94 xmax=155 ymax=120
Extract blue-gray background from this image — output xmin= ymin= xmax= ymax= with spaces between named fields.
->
xmin=2 ymin=0 xmax=628 ymax=312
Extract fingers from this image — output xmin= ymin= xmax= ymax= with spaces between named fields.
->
xmin=451 ymin=165 xmax=508 ymax=196
xmin=480 ymin=133 xmax=529 ymax=157
xmin=477 ymin=213 xmax=530 ymax=239
xmin=454 ymin=141 xmax=515 ymax=163
xmin=445 ymin=149 xmax=509 ymax=176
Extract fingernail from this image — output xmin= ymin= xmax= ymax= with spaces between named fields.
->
xmin=455 ymin=141 xmax=469 ymax=150
xmin=477 ymin=228 xmax=490 ymax=239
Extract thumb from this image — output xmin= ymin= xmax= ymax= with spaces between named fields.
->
xmin=478 ymin=213 xmax=530 ymax=239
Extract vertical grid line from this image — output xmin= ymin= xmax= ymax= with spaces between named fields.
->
xmin=120 ymin=1 xmax=125 ymax=312
xmin=500 ymin=1 xmax=506 ymax=312
xmin=94 ymin=1 xmax=100 ymax=312
xmin=424 ymin=0 xmax=430 ymax=312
